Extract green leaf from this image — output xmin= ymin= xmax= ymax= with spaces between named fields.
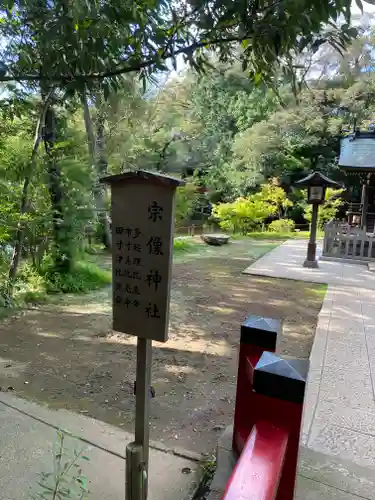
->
xmin=254 ymin=72 xmax=262 ymax=85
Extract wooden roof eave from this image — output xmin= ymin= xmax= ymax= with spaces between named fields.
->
xmin=340 ymin=165 xmax=375 ymax=175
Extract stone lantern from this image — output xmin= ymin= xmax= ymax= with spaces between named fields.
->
xmin=295 ymin=171 xmax=341 ymax=268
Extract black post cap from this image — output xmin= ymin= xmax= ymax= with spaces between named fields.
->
xmin=240 ymin=315 xmax=281 ymax=350
xmin=253 ymin=352 xmax=309 ymax=404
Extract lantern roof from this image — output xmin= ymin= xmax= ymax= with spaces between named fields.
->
xmin=295 ymin=171 xmax=342 ymax=188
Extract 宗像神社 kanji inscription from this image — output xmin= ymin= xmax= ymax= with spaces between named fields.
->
xmin=101 ymin=170 xmax=182 ymax=343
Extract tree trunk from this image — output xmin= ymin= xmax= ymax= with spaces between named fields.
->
xmin=7 ymin=91 xmax=54 ymax=300
xmin=81 ymin=88 xmax=112 ymax=250
xmin=43 ymin=95 xmax=72 ymax=273
xmin=95 ymin=98 xmax=112 ymax=249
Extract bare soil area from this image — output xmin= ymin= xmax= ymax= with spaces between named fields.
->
xmin=0 ymin=240 xmax=325 ymax=454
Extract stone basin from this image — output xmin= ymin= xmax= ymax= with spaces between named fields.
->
xmin=201 ymin=233 xmax=230 ymax=246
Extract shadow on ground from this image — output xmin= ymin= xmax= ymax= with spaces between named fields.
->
xmin=0 ymin=240 xmax=324 ymax=453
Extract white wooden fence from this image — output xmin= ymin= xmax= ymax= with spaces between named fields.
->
xmin=323 ymin=221 xmax=375 ymax=261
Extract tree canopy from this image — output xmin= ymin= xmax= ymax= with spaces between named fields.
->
xmin=0 ymin=1 xmax=374 ymax=303
xmin=0 ymin=0 xmax=364 ymax=88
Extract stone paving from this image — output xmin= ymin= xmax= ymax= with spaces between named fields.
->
xmin=244 ymin=240 xmax=375 ymax=498
xmin=244 ymin=239 xmax=375 ymax=288
xmin=0 ymin=392 xmax=198 ymax=500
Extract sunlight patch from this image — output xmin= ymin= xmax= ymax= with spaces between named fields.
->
xmin=204 ymin=305 xmax=235 ymax=314
xmin=36 ymin=331 xmax=64 ymax=339
xmin=164 ymin=365 xmax=197 ymax=375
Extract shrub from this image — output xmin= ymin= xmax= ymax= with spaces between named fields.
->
xmin=42 ymin=260 xmax=111 ymax=294
xmin=252 ymin=181 xmax=293 ymax=219
xmin=12 ymin=258 xmax=111 ymax=304
xmin=15 ymin=262 xmax=48 ymax=303
xmin=175 ymin=183 xmax=200 ymax=225
xmin=212 ymin=181 xmax=293 ymax=234
xmin=173 ymin=238 xmax=196 ymax=253
xmin=268 ymin=219 xmax=295 ymax=233
xmin=213 ymin=197 xmax=272 ymax=233
xmin=304 ymin=188 xmax=344 ymax=229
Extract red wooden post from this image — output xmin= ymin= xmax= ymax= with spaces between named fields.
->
xmin=225 ymin=351 xmax=309 ymax=500
xmin=232 ymin=315 xmax=281 ymax=454
xmin=251 ymin=352 xmax=309 ymax=500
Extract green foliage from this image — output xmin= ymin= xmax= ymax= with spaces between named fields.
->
xmin=173 ymin=238 xmax=200 ymax=254
xmin=253 ymin=182 xmax=293 ymax=219
xmin=35 ymin=431 xmax=89 ymax=500
xmin=304 ymin=188 xmax=344 ymax=229
xmin=269 ymin=219 xmax=296 ymax=233
xmin=196 ymin=454 xmax=217 ymax=500
xmin=0 ymin=6 xmax=372 ymax=304
xmin=174 ymin=183 xmax=199 ymax=225
xmin=231 ymin=89 xmax=345 ymax=187
xmin=41 ymin=260 xmax=112 ymax=294
xmin=213 ymin=181 xmax=293 ymax=233
xmin=0 ymin=0 xmax=359 ymax=90
xmin=11 ymin=257 xmax=111 ymax=304
xmin=213 ymin=197 xmax=273 ymax=234
xmin=16 ymin=262 xmax=48 ymax=303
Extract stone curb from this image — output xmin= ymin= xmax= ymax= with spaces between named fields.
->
xmin=0 ymin=392 xmax=202 ymax=463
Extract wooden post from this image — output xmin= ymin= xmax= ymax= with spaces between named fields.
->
xmin=101 ymin=170 xmax=183 ymax=500
xmin=252 ymin=353 xmax=309 ymax=500
xmin=225 ymin=352 xmax=309 ymax=500
xmin=361 ymin=182 xmax=368 ymax=232
xmin=295 ymin=171 xmax=342 ymax=267
xmin=126 ymin=443 xmax=145 ymax=500
xmin=135 ymin=338 xmax=152 ymax=468
xmin=304 ymin=203 xmax=319 ymax=268
xmin=232 ymin=315 xmax=281 ymax=454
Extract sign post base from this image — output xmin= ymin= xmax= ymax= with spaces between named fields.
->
xmin=303 ymin=242 xmax=318 ymax=268
xmin=303 ymin=259 xmax=319 ymax=268
xmin=126 ymin=442 xmax=146 ymax=500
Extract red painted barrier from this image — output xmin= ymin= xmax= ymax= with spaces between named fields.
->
xmin=229 ymin=316 xmax=309 ymax=500
xmin=223 ymin=421 xmax=288 ymax=500
xmin=232 ymin=315 xmax=280 ymax=454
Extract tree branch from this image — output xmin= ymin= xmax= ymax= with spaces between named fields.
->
xmin=0 ymin=35 xmax=249 ymax=84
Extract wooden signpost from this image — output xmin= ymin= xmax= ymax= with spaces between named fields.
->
xmin=101 ymin=170 xmax=183 ymax=500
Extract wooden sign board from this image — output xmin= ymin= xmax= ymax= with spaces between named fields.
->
xmin=102 ymin=170 xmax=182 ymax=343
xmin=308 ymin=186 xmax=324 ymax=203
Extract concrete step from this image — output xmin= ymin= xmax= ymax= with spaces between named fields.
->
xmin=296 ymin=447 xmax=375 ymax=500
xmin=0 ymin=393 xmax=198 ymax=500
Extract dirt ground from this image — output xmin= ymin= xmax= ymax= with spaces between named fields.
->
xmin=0 ymin=240 xmax=325 ymax=454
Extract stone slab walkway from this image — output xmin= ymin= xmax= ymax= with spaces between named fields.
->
xmin=244 ymin=240 xmax=375 ymax=499
xmin=244 ymin=239 xmax=375 ymax=288
xmin=0 ymin=392 xmax=198 ymax=500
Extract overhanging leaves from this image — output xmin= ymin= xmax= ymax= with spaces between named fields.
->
xmin=0 ymin=0 xmax=366 ymax=89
